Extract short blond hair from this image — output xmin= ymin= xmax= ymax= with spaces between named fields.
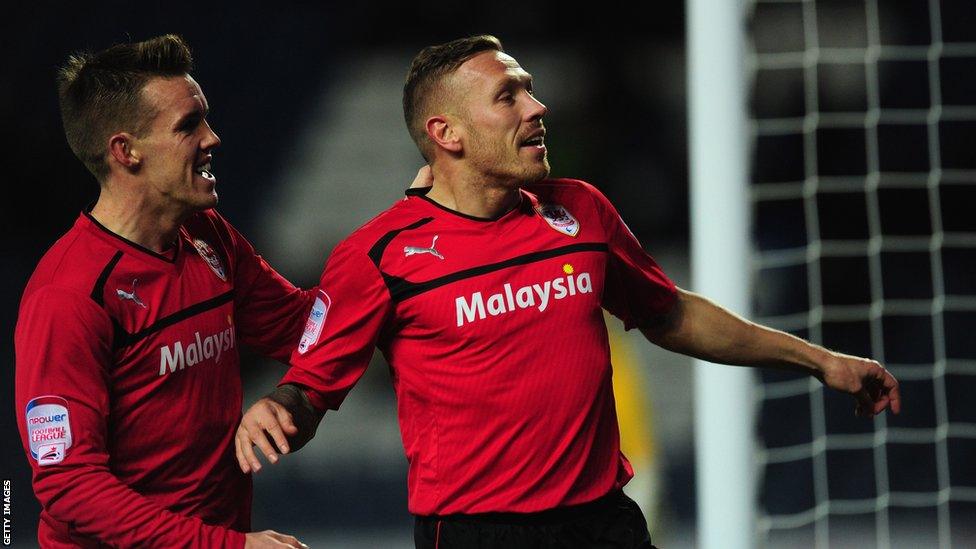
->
xmin=402 ymin=35 xmax=503 ymax=161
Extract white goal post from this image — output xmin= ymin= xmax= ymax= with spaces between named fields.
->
xmin=688 ymin=0 xmax=755 ymax=548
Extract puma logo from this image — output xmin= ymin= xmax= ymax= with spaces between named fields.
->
xmin=404 ymin=235 xmax=445 ymax=260
xmin=117 ymin=279 xmax=147 ymax=308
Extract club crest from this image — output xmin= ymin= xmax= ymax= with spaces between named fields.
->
xmin=535 ymin=203 xmax=580 ymax=237
xmin=193 ymin=239 xmax=227 ymax=281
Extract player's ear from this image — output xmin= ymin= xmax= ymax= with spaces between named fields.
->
xmin=108 ymin=133 xmax=142 ymax=171
xmin=426 ymin=115 xmax=462 ymax=154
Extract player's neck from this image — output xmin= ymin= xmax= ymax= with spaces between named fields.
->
xmin=90 ymin=188 xmax=188 ymax=253
xmin=427 ymin=167 xmax=520 ymax=219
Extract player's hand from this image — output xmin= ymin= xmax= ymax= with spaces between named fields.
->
xmin=244 ymin=530 xmax=308 ymax=548
xmin=410 ymin=165 xmax=433 ymax=188
xmin=818 ymin=352 xmax=901 ymax=418
xmin=236 ymin=397 xmax=298 ymax=473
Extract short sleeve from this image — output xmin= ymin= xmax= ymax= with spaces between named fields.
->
xmin=280 ymin=241 xmax=394 ymax=411
xmin=582 ymin=182 xmax=678 ymax=329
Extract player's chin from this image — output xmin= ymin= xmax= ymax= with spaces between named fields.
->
xmin=189 ymin=191 xmax=219 ymax=211
xmin=524 ymin=159 xmax=550 ymax=183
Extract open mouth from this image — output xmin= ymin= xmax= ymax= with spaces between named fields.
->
xmin=195 ymin=160 xmax=215 ymax=182
xmin=520 ymin=134 xmax=546 ymax=148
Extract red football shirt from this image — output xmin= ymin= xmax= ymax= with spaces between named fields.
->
xmin=15 ymin=210 xmax=312 ymax=548
xmin=283 ymin=179 xmax=676 ymax=515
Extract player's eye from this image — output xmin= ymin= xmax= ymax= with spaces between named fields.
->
xmin=177 ymin=115 xmax=201 ymax=133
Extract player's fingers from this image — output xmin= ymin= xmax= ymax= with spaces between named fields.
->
xmin=250 ymin=424 xmax=281 ymax=465
xmin=239 ymin=429 xmax=265 ymax=472
xmin=854 ymin=388 xmax=875 ymax=419
xmin=234 ymin=431 xmax=251 ymax=474
xmin=882 ymin=370 xmax=902 ymax=415
xmin=266 ymin=531 xmax=308 ymax=548
xmin=863 ymin=375 xmax=888 ymax=415
xmin=272 ymin=404 xmax=298 ymax=438
xmin=865 ymin=364 xmax=901 ymax=415
xmin=871 ymin=394 xmax=891 ymax=415
xmin=242 ymin=402 xmax=286 ymax=459
xmin=410 ymin=165 xmax=433 ymax=188
xmin=264 ymin=420 xmax=291 ymax=457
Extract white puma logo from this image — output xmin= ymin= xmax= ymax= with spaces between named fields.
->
xmin=117 ymin=279 xmax=147 ymax=308
xmin=404 ymin=235 xmax=445 ymax=260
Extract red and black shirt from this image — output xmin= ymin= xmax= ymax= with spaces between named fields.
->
xmin=15 ymin=210 xmax=312 ymax=548
xmin=283 ymin=178 xmax=676 ymax=516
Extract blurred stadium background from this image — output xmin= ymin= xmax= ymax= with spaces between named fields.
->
xmin=1 ymin=1 xmax=972 ymax=547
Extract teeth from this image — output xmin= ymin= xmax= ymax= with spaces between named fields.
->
xmin=195 ymin=162 xmax=214 ymax=180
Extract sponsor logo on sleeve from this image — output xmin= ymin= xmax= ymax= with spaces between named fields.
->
xmin=192 ymin=239 xmax=227 ymax=281
xmin=535 ymin=203 xmax=580 ymax=237
xmin=298 ymin=290 xmax=332 ymax=354
xmin=25 ymin=396 xmax=72 ymax=466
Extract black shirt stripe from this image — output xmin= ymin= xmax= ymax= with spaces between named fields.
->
xmin=368 ymin=217 xmax=435 ymax=268
xmin=388 ymin=242 xmax=608 ymax=303
xmin=114 ymin=290 xmax=235 ymax=349
xmin=91 ymin=251 xmax=124 ymax=306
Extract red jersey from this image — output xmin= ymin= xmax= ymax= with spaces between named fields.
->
xmin=283 ymin=178 xmax=676 ymax=515
xmin=15 ymin=210 xmax=312 ymax=548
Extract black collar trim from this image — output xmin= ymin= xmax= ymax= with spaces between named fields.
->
xmin=83 ymin=209 xmax=181 ymax=264
xmin=404 ymin=187 xmax=527 ymax=223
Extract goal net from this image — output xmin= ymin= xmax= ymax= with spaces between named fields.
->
xmin=747 ymin=0 xmax=976 ymax=546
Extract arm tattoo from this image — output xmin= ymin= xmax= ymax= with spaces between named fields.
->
xmin=267 ymin=383 xmax=325 ymax=452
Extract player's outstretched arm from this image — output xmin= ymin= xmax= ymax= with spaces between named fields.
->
xmin=236 ymin=384 xmax=324 ymax=473
xmin=641 ymin=287 xmax=901 ymax=418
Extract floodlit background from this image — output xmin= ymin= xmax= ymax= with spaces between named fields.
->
xmin=1 ymin=1 xmax=973 ymax=547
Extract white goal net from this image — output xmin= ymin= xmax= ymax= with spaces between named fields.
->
xmin=747 ymin=0 xmax=976 ymax=547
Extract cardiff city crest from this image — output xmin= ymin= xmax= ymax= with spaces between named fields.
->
xmin=193 ymin=239 xmax=227 ymax=281
xmin=535 ymin=203 xmax=580 ymax=237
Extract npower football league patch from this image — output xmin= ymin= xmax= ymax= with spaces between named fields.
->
xmin=26 ymin=395 xmax=73 ymax=466
xmin=298 ymin=289 xmax=332 ymax=354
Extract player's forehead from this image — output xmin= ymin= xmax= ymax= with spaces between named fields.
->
xmin=141 ymin=74 xmax=209 ymax=122
xmin=455 ymin=50 xmax=532 ymax=88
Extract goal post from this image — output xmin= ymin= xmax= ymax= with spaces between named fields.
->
xmin=687 ymin=0 xmax=756 ymax=548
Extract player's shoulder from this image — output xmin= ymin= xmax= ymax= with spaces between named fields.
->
xmin=182 ymin=208 xmax=232 ymax=240
xmin=21 ymin=215 xmax=122 ymax=309
xmin=334 ymin=197 xmax=427 ymax=254
xmin=525 ymin=178 xmax=606 ymax=202
xmin=181 ymin=209 xmax=250 ymax=264
xmin=524 ymin=178 xmax=614 ymax=217
xmin=27 ymin=215 xmax=115 ymax=288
